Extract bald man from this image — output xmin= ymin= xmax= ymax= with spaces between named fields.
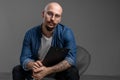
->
xmin=12 ymin=2 xmax=79 ymax=80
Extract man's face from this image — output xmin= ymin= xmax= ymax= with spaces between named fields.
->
xmin=42 ymin=4 xmax=62 ymax=31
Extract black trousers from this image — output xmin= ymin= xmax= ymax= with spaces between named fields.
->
xmin=12 ymin=65 xmax=80 ymax=80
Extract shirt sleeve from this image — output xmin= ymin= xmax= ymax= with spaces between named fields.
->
xmin=63 ymin=28 xmax=77 ymax=66
xmin=20 ymin=31 xmax=34 ymax=71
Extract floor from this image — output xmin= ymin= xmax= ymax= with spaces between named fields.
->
xmin=81 ymin=75 xmax=120 ymax=80
xmin=0 ymin=73 xmax=120 ymax=80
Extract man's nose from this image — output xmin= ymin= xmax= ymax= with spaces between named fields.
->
xmin=51 ymin=15 xmax=55 ymax=21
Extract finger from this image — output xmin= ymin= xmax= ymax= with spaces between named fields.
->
xmin=36 ymin=60 xmax=43 ymax=67
xmin=32 ymin=72 xmax=40 ymax=80
xmin=32 ymin=73 xmax=37 ymax=79
xmin=33 ymin=67 xmax=44 ymax=73
xmin=33 ymin=62 xmax=41 ymax=68
xmin=33 ymin=68 xmax=40 ymax=73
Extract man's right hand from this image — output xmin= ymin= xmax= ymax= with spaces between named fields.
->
xmin=27 ymin=60 xmax=43 ymax=73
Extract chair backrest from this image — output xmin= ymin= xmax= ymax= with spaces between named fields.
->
xmin=76 ymin=45 xmax=91 ymax=75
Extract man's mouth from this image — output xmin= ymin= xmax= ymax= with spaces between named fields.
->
xmin=46 ymin=25 xmax=54 ymax=31
xmin=49 ymin=22 xmax=55 ymax=26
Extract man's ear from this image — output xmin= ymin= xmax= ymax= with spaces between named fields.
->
xmin=41 ymin=11 xmax=44 ymax=18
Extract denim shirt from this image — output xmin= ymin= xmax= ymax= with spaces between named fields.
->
xmin=20 ymin=23 xmax=77 ymax=70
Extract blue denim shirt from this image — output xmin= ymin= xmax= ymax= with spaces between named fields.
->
xmin=20 ymin=23 xmax=77 ymax=70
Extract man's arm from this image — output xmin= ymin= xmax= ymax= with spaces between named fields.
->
xmin=20 ymin=28 xmax=42 ymax=71
xmin=48 ymin=60 xmax=71 ymax=73
xmin=32 ymin=60 xmax=71 ymax=80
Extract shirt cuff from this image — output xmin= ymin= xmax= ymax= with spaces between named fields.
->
xmin=65 ymin=57 xmax=75 ymax=66
xmin=22 ymin=58 xmax=34 ymax=71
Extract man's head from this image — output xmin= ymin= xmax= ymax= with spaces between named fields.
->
xmin=42 ymin=2 xmax=63 ymax=31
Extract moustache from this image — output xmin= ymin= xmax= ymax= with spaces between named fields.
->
xmin=46 ymin=26 xmax=54 ymax=31
xmin=48 ymin=20 xmax=56 ymax=25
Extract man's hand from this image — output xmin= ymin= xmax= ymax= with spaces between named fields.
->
xmin=32 ymin=60 xmax=43 ymax=73
xmin=32 ymin=66 xmax=50 ymax=80
xmin=27 ymin=60 xmax=43 ymax=73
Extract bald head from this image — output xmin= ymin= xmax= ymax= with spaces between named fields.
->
xmin=44 ymin=2 xmax=63 ymax=14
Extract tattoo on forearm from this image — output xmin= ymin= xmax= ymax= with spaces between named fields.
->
xmin=52 ymin=60 xmax=71 ymax=72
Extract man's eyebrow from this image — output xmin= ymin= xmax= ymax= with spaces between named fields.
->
xmin=47 ymin=11 xmax=61 ymax=16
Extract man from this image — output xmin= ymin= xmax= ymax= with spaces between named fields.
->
xmin=12 ymin=2 xmax=79 ymax=80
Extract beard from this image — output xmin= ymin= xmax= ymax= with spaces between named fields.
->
xmin=45 ymin=25 xmax=55 ymax=31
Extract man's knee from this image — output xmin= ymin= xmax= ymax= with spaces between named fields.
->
xmin=12 ymin=65 xmax=23 ymax=74
xmin=55 ymin=66 xmax=80 ymax=80
xmin=67 ymin=66 xmax=79 ymax=77
xmin=12 ymin=65 xmax=26 ymax=80
xmin=67 ymin=66 xmax=79 ymax=74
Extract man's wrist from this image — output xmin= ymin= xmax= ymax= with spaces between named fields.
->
xmin=44 ymin=66 xmax=52 ymax=75
xmin=26 ymin=61 xmax=35 ymax=70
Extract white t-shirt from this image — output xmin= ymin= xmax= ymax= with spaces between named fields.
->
xmin=38 ymin=34 xmax=53 ymax=61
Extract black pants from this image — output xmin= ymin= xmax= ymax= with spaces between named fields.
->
xmin=12 ymin=65 xmax=79 ymax=80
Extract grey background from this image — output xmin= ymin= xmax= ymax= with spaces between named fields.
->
xmin=0 ymin=0 xmax=120 ymax=76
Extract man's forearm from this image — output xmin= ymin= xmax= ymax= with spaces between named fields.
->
xmin=48 ymin=60 xmax=71 ymax=74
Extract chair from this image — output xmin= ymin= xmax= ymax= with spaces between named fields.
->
xmin=76 ymin=45 xmax=91 ymax=76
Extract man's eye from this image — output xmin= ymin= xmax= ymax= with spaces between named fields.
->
xmin=47 ymin=12 xmax=53 ymax=16
xmin=55 ymin=15 xmax=60 ymax=18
